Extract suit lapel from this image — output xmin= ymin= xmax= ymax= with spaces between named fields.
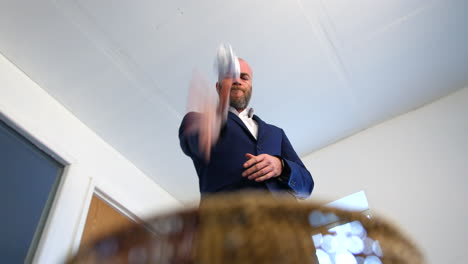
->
xmin=228 ymin=112 xmax=257 ymax=141
xmin=252 ymin=115 xmax=266 ymax=141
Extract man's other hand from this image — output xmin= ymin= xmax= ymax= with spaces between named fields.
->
xmin=242 ymin=153 xmax=283 ymax=182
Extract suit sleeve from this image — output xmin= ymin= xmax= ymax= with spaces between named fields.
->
xmin=179 ymin=112 xmax=202 ymax=160
xmin=277 ymin=129 xmax=314 ymax=199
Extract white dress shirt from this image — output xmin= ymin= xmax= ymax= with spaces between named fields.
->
xmin=229 ymin=106 xmax=258 ymax=139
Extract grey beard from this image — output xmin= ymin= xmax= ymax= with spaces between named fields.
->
xmin=230 ymin=90 xmax=252 ymax=110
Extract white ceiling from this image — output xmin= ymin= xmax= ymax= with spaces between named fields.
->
xmin=1 ymin=0 xmax=467 ymax=203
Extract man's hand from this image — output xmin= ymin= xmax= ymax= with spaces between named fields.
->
xmin=242 ymin=153 xmax=283 ymax=182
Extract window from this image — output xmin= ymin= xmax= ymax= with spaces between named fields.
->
xmin=0 ymin=119 xmax=64 ymax=263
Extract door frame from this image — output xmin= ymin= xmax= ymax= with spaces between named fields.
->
xmin=71 ymin=180 xmax=142 ymax=254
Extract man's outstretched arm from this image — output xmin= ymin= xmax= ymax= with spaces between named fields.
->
xmin=180 ymin=75 xmax=233 ymax=161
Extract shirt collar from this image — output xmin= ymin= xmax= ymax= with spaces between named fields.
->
xmin=229 ymin=106 xmax=254 ymax=118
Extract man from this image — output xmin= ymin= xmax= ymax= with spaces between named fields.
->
xmin=179 ymin=58 xmax=313 ymax=199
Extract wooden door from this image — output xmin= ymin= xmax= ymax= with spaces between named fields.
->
xmin=79 ymin=194 xmax=136 ymax=250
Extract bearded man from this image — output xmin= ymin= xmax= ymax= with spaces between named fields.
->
xmin=179 ymin=58 xmax=314 ymax=199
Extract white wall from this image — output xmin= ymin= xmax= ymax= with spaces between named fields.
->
xmin=0 ymin=53 xmax=182 ymax=263
xmin=303 ymin=87 xmax=468 ymax=263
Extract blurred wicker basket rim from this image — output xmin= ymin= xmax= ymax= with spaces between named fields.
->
xmin=69 ymin=191 xmax=424 ymax=264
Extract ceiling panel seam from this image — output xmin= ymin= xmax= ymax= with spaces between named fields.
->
xmin=52 ymin=0 xmax=183 ymax=120
xmin=296 ymin=0 xmax=360 ymax=112
xmin=359 ymin=0 xmax=440 ymax=47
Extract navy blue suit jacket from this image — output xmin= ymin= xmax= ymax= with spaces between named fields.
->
xmin=179 ymin=111 xmax=314 ymax=199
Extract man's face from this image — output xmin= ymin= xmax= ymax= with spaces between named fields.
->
xmin=229 ymin=59 xmax=253 ymax=111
